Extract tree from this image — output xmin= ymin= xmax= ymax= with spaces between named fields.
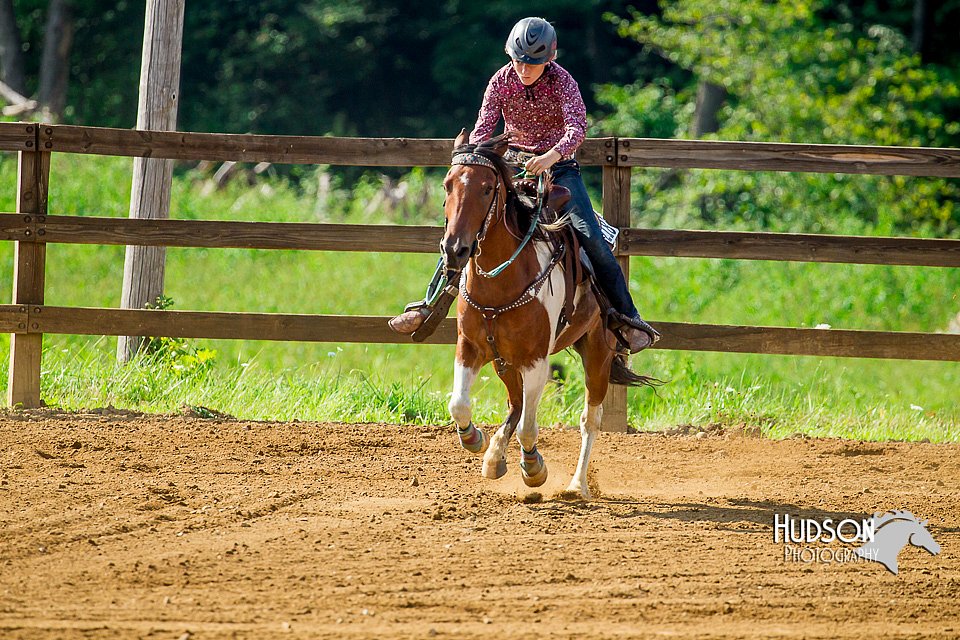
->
xmin=690 ymin=80 xmax=726 ymax=137
xmin=0 ymin=0 xmax=24 ymax=93
xmin=0 ymin=0 xmax=75 ymax=119
xmin=36 ymin=0 xmax=70 ymax=119
xmin=597 ymin=0 xmax=960 ymax=235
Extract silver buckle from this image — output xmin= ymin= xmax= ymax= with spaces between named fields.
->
xmin=504 ymin=148 xmax=536 ymax=166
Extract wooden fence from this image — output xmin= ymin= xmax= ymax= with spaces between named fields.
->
xmin=2 ymin=122 xmax=960 ymax=432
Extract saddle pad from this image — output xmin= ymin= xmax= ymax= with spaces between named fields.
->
xmin=596 ymin=211 xmax=620 ymax=249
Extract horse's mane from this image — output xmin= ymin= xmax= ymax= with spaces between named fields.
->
xmin=873 ymin=510 xmax=925 ymax=529
xmin=452 ymin=133 xmax=517 ymax=198
xmin=452 ymin=134 xmax=565 ymax=241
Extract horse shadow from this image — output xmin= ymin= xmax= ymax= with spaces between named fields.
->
xmin=525 ymin=495 xmax=875 ymax=532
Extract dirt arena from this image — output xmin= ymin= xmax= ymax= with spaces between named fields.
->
xmin=1 ymin=410 xmax=958 ymax=639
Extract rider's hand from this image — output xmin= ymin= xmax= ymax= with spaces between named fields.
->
xmin=524 ymin=149 xmax=562 ymax=176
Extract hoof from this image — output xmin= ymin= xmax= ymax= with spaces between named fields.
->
xmin=482 ymin=456 xmax=507 ymax=479
xmin=522 ymin=460 xmax=548 ymax=487
xmin=458 ymin=422 xmax=488 ymax=455
xmin=520 ymin=450 xmax=548 ymax=488
xmin=564 ymin=483 xmax=591 ymax=500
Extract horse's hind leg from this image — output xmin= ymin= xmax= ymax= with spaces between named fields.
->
xmin=567 ymin=326 xmax=615 ymax=499
xmin=567 ymin=402 xmax=602 ymax=498
xmin=517 ymin=358 xmax=551 ymax=488
xmin=482 ymin=367 xmax=522 ymax=479
xmin=449 ymin=341 xmax=487 ymax=454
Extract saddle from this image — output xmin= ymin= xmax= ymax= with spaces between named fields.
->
xmin=513 ymin=177 xmax=570 ymax=212
xmin=513 ymin=177 xmax=638 ymax=350
xmin=511 ymin=178 xmax=586 ymax=339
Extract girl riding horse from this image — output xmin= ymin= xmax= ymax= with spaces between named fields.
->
xmin=390 ymin=16 xmax=660 ymax=353
xmin=439 ymin=129 xmax=657 ymax=497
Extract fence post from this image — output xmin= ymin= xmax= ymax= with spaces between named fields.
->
xmin=601 ymin=157 xmax=632 ymax=433
xmin=118 ymin=0 xmax=185 ymax=362
xmin=8 ymin=126 xmax=48 ymax=408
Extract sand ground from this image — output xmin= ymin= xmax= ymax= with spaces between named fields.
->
xmin=1 ymin=411 xmax=957 ymax=639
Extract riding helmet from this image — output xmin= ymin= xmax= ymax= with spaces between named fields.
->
xmin=505 ymin=17 xmax=557 ymax=65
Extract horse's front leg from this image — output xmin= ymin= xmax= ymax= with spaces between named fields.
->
xmin=482 ymin=367 xmax=523 ymax=479
xmin=517 ymin=358 xmax=551 ymax=487
xmin=450 ymin=340 xmax=487 ymax=454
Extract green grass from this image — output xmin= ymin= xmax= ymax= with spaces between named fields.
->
xmin=0 ymin=152 xmax=957 ymax=441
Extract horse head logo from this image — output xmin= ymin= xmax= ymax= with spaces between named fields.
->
xmin=855 ymin=510 xmax=940 ymax=575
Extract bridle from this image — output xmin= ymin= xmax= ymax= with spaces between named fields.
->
xmin=450 ymin=150 xmax=548 ymax=280
xmin=449 ymin=151 xmax=504 ymax=260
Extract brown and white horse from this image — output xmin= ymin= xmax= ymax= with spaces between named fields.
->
xmin=442 ymin=130 xmax=655 ymax=499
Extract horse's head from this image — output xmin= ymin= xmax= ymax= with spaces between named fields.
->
xmin=909 ymin=520 xmax=941 ymax=556
xmin=440 ymin=129 xmax=512 ymax=274
xmin=858 ymin=511 xmax=941 ymax=574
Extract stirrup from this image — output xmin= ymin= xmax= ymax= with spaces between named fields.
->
xmin=608 ymin=310 xmax=661 ymax=345
xmin=412 ymin=275 xmax=461 ymax=343
xmin=607 ymin=324 xmax=633 ymax=356
xmin=403 ymin=300 xmax=430 ymax=313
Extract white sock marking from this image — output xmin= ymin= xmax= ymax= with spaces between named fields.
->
xmin=567 ymin=402 xmax=602 ymax=498
xmin=517 ymin=359 xmax=550 ymax=453
xmin=449 ymin=361 xmax=478 ymax=429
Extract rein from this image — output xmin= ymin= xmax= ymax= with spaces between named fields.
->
xmin=450 ymin=152 xmax=545 ymax=279
xmin=474 ymin=173 xmax=545 ymax=279
xmin=459 ymin=244 xmax=565 ymax=375
xmin=459 ymin=242 xmax=566 ymax=318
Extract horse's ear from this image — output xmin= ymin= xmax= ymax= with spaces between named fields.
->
xmin=454 ymin=128 xmax=470 ymax=147
xmin=489 ymin=132 xmax=513 ymax=157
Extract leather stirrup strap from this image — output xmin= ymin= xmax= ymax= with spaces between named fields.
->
xmin=412 ymin=272 xmax=461 ymax=342
xmin=588 ymin=277 xmax=630 ymax=354
xmin=558 ymin=226 xmax=582 ymax=335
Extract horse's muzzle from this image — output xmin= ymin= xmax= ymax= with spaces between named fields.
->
xmin=441 ymin=235 xmax=473 ymax=272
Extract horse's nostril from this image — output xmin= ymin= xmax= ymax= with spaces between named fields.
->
xmin=455 ymin=246 xmax=470 ymax=260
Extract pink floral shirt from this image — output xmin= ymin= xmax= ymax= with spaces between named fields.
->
xmin=469 ymin=62 xmax=587 ymax=159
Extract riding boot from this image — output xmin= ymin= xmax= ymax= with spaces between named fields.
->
xmin=388 ymin=307 xmax=431 ymax=334
xmin=609 ymin=311 xmax=661 ymax=353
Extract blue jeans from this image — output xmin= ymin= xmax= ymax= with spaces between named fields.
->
xmin=551 ymin=159 xmax=639 ymax=318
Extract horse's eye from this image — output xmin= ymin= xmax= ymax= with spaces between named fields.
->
xmin=484 ymin=185 xmax=493 ymax=195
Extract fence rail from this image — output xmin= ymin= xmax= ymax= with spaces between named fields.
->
xmin=3 ymin=214 xmax=960 ymax=267
xmin=616 ymin=138 xmax=960 ymax=177
xmin=40 ymin=125 xmax=617 ymax=166
xmin=3 ymin=121 xmax=959 ymax=431
xmin=1 ymin=305 xmax=957 ymax=361
xmin=0 ymin=214 xmax=443 ymax=253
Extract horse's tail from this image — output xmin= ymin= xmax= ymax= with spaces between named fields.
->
xmin=609 ymin=354 xmax=664 ymax=389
